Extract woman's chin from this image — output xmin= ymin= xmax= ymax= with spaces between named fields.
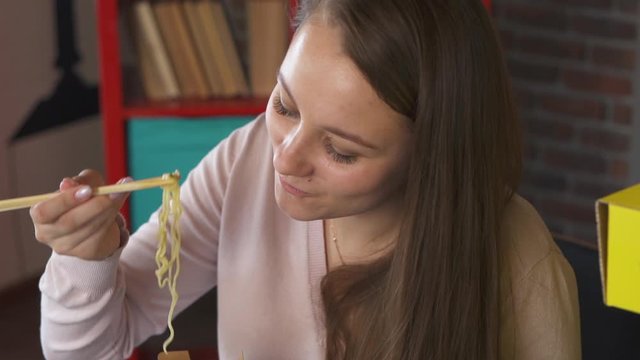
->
xmin=275 ymin=194 xmax=323 ymax=221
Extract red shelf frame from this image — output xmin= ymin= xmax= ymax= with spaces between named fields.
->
xmin=98 ymin=0 xmax=125 ymax=186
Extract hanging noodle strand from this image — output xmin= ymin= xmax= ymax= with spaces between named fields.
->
xmin=154 ymin=174 xmax=183 ymax=353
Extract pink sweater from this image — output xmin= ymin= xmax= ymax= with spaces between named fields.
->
xmin=40 ymin=115 xmax=581 ymax=359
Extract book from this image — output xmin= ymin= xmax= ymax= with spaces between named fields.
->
xmin=182 ymin=0 xmax=225 ymax=96
xmin=131 ymin=0 xmax=180 ymax=100
xmin=190 ymin=0 xmax=249 ymax=97
xmin=246 ymin=0 xmax=289 ymax=97
xmin=135 ymin=30 xmax=166 ymax=101
xmin=210 ymin=0 xmax=250 ymax=96
xmin=153 ymin=0 xmax=211 ymax=99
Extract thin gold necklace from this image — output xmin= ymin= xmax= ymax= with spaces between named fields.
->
xmin=329 ymin=221 xmax=346 ymax=266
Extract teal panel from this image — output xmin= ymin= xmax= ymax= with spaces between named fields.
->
xmin=127 ymin=116 xmax=253 ymax=230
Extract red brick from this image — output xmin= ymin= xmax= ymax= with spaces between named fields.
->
xmin=543 ymin=148 xmax=607 ymax=174
xmin=502 ymin=4 xmax=568 ymax=31
xmin=580 ymin=128 xmax=630 ymax=152
xmin=569 ymin=228 xmax=598 ymax=244
xmin=617 ymin=0 xmax=638 ymax=13
xmin=525 ymin=117 xmax=575 ymax=141
xmin=546 ymin=221 xmax=567 ymax=236
xmin=500 ymin=29 xmax=515 ymax=50
xmin=563 ymin=69 xmax=632 ymax=95
xmin=539 ymin=94 xmax=605 ymax=120
xmin=571 ymin=15 xmax=636 ymax=40
xmin=516 ymin=35 xmax=586 ymax=61
xmin=538 ymin=198 xmax=596 ymax=224
xmin=574 ymin=180 xmax=622 ymax=198
xmin=523 ymin=169 xmax=568 ymax=191
xmin=592 ymin=45 xmax=636 ymax=70
xmin=613 ymin=103 xmax=632 ymax=125
xmin=550 ymin=0 xmax=613 ymax=9
xmin=509 ymin=58 xmax=559 ymax=83
xmin=610 ymin=159 xmax=629 ymax=180
xmin=524 ymin=142 xmax=538 ymax=161
xmin=514 ymin=87 xmax=537 ymax=110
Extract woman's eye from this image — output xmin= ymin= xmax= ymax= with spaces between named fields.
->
xmin=324 ymin=141 xmax=357 ymax=165
xmin=273 ymin=94 xmax=298 ymax=118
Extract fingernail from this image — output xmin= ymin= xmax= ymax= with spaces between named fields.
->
xmin=110 ymin=177 xmax=133 ymax=200
xmin=74 ymin=186 xmax=92 ymax=201
xmin=118 ymin=177 xmax=134 ymax=184
xmin=59 ymin=177 xmax=78 ymax=190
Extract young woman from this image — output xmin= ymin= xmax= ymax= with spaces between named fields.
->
xmin=33 ymin=0 xmax=580 ymax=359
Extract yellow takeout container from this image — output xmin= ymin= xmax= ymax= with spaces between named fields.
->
xmin=596 ymin=184 xmax=640 ymax=314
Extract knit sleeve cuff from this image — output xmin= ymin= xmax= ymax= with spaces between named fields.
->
xmin=42 ymin=246 xmax=124 ymax=300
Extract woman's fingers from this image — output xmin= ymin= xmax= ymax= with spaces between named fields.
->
xmin=59 ymin=177 xmax=78 ymax=191
xmin=47 ymin=212 xmax=119 ymax=257
xmin=72 ymin=169 xmax=105 ymax=188
xmin=35 ymin=196 xmax=116 ymax=244
xmin=30 ymin=185 xmax=94 ymax=225
xmin=34 ymin=172 xmax=132 ymax=227
xmin=33 ymin=168 xmax=103 ymax=224
xmin=30 ymin=170 xmax=131 ymax=260
xmin=108 ymin=177 xmax=133 ymax=204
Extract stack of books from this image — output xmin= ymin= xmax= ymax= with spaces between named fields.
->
xmin=130 ymin=0 xmax=289 ymax=101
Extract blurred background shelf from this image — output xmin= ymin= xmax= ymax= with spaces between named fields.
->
xmin=123 ymin=97 xmax=269 ymax=117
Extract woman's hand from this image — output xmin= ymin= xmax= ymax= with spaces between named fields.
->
xmin=30 ymin=169 xmax=131 ymax=261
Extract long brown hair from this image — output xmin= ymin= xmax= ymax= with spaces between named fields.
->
xmin=296 ymin=0 xmax=522 ymax=359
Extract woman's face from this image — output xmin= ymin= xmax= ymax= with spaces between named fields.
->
xmin=266 ymin=20 xmax=413 ymax=221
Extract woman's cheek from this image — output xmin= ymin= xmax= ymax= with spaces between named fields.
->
xmin=326 ymin=166 xmax=368 ymax=193
xmin=265 ymin=111 xmax=283 ymax=147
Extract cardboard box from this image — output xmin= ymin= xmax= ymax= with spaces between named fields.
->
xmin=596 ymin=184 xmax=640 ymax=314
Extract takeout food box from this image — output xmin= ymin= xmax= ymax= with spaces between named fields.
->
xmin=596 ymin=184 xmax=640 ymax=314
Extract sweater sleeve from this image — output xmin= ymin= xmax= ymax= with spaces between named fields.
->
xmin=498 ymin=195 xmax=581 ymax=360
xmin=509 ymin=249 xmax=582 ymax=360
xmin=39 ymin=117 xmax=263 ymax=359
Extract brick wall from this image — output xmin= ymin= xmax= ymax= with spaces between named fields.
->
xmin=493 ymin=0 xmax=639 ymax=243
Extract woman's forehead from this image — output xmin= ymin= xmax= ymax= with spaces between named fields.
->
xmin=281 ymin=24 xmax=397 ymax=120
xmin=279 ymin=22 xmax=410 ymax=145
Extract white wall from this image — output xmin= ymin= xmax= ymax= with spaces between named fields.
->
xmin=0 ymin=1 xmax=103 ymax=290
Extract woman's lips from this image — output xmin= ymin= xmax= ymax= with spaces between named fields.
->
xmin=279 ymin=176 xmax=310 ymax=197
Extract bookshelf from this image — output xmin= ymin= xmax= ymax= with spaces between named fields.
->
xmin=97 ymin=0 xmax=297 ymax=223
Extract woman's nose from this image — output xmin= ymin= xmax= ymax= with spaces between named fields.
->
xmin=273 ymin=126 xmax=314 ymax=178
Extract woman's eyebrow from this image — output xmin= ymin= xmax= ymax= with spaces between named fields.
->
xmin=277 ymin=72 xmax=299 ymax=108
xmin=323 ymin=126 xmax=378 ymax=150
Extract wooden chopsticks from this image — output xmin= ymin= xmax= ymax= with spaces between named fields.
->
xmin=0 ymin=171 xmax=180 ymax=213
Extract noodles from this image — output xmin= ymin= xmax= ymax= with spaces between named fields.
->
xmin=154 ymin=173 xmax=183 ymax=353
